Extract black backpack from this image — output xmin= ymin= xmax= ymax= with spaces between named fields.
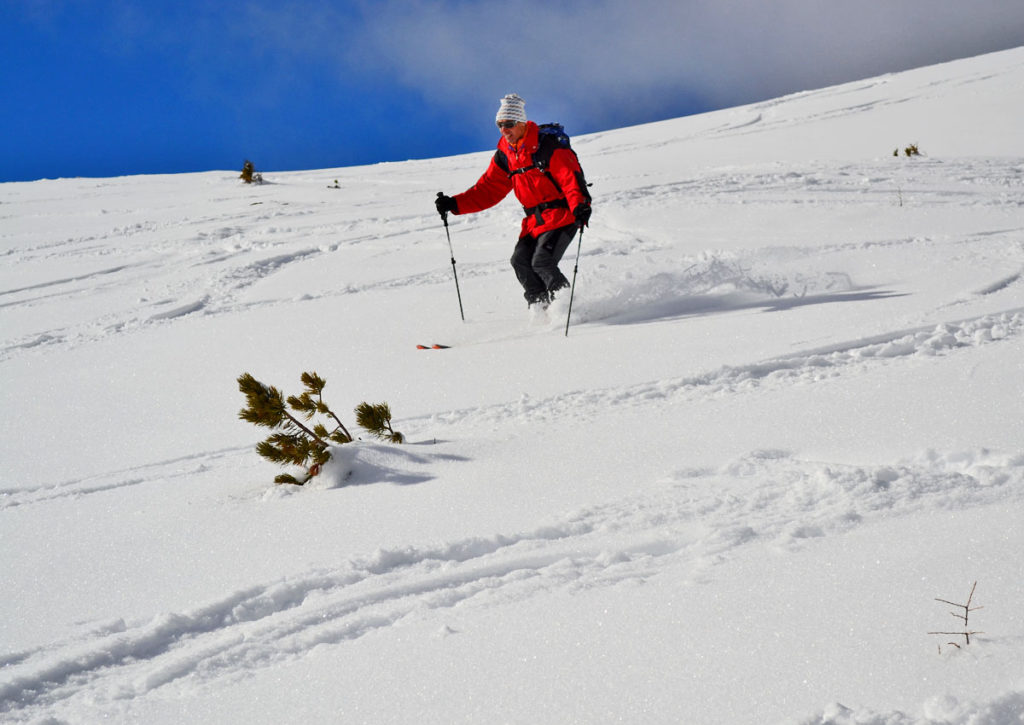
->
xmin=493 ymin=123 xmax=592 ymax=204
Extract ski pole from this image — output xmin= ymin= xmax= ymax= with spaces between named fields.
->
xmin=564 ymin=226 xmax=584 ymax=337
xmin=437 ymin=192 xmax=465 ymax=321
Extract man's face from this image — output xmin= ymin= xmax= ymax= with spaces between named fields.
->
xmin=498 ymin=120 xmax=527 ymax=144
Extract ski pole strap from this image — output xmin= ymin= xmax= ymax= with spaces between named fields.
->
xmin=522 ymin=198 xmax=568 ymax=225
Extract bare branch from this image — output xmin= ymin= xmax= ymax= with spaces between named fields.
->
xmin=929 ymin=582 xmax=983 ymax=649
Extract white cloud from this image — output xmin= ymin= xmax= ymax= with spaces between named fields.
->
xmin=338 ymin=0 xmax=1024 ymax=134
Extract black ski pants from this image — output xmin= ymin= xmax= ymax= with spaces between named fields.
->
xmin=510 ymin=224 xmax=576 ymax=304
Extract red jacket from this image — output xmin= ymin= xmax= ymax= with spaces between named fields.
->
xmin=453 ymin=121 xmax=588 ymax=239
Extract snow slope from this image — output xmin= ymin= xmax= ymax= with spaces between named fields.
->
xmin=2 ymin=47 xmax=1023 ymax=724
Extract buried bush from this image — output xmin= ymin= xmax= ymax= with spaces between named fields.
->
xmin=892 ymin=143 xmax=922 ymax=157
xmin=239 ymin=160 xmax=263 ymax=184
xmin=237 ymin=371 xmax=403 ymax=485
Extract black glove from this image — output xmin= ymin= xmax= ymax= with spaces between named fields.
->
xmin=435 ymin=193 xmax=458 ymax=217
xmin=573 ymin=202 xmax=591 ymax=228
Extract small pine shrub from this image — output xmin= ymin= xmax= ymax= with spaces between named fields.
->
xmin=237 ymin=371 xmax=403 ymax=485
xmin=355 ymin=402 xmax=405 ymax=443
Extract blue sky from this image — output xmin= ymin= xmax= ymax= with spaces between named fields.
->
xmin=2 ymin=1 xmax=1022 ymax=183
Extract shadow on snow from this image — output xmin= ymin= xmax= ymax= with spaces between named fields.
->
xmin=598 ymin=288 xmax=907 ymax=326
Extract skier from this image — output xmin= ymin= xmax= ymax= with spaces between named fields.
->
xmin=436 ymin=94 xmax=592 ymax=309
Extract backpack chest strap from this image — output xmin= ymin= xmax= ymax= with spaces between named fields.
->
xmin=508 ymin=162 xmax=541 ymax=177
xmin=522 ymin=198 xmax=568 ymax=224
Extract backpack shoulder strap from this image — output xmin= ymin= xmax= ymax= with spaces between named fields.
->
xmin=492 ymin=148 xmax=510 ymax=175
xmin=530 ymin=133 xmax=560 ymax=173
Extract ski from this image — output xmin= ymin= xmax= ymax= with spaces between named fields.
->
xmin=416 ymin=344 xmax=451 ymax=350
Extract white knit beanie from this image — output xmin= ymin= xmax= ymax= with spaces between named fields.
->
xmin=495 ymin=93 xmax=527 ymax=124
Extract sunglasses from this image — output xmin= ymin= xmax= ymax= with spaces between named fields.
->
xmin=496 ymin=120 xmax=519 ymax=129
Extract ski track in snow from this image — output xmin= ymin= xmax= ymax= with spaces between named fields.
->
xmin=606 ymin=158 xmax=1024 ymax=209
xmin=2 ymin=157 xmax=1022 ymax=363
xmin=3 ymin=446 xmax=1021 ymax=718
xmin=0 ymin=447 xmax=249 ymax=510
xmin=0 ymin=191 xmax=449 ymax=360
xmin=2 ymin=307 xmax=1020 ymax=513
xmin=976 ymin=270 xmax=1023 ymax=296
xmin=419 ymin=308 xmax=1024 ymax=431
